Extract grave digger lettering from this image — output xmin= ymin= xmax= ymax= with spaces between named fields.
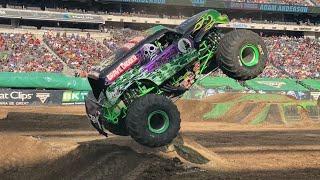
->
xmin=106 ymin=55 xmax=140 ymax=82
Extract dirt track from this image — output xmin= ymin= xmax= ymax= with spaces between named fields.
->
xmin=1 ymin=96 xmax=320 ymax=179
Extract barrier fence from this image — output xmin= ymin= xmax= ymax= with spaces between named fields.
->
xmin=0 ymin=72 xmax=319 ymax=105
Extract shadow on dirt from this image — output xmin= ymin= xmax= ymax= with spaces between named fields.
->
xmin=0 ymin=112 xmax=92 ymax=132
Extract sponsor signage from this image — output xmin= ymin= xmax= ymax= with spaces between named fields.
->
xmin=183 ymin=86 xmax=313 ymax=100
xmin=0 ymin=89 xmax=90 ymax=106
xmin=0 ymin=89 xmax=62 ymax=106
xmin=191 ymin=0 xmax=206 ymax=7
xmin=229 ymin=2 xmax=260 ymax=10
xmin=259 ymin=4 xmax=309 ymax=13
xmin=0 ymin=8 xmax=104 ymax=23
xmin=227 ymin=1 xmax=310 ymax=13
xmin=98 ymin=0 xmax=225 ymax=8
xmin=102 ymin=0 xmax=315 ymax=14
xmin=255 ymin=81 xmax=286 ymax=89
xmin=310 ymin=92 xmax=320 ymax=101
xmin=62 ymin=91 xmax=89 ymax=105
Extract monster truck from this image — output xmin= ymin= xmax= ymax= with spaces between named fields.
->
xmin=85 ymin=9 xmax=268 ymax=147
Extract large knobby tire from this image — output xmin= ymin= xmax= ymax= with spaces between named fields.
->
xmin=126 ymin=94 xmax=181 ymax=147
xmin=86 ymin=91 xmax=129 ymax=136
xmin=104 ymin=117 xmax=129 ymax=136
xmin=216 ymin=29 xmax=267 ymax=80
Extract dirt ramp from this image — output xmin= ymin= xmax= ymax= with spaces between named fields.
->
xmin=176 ymin=99 xmax=212 ymax=122
xmin=0 ymin=134 xmax=67 ymax=176
xmin=202 ymin=93 xmax=243 ymax=103
xmin=172 ymin=135 xmax=232 ymax=171
xmin=0 ymin=135 xmax=212 ymax=180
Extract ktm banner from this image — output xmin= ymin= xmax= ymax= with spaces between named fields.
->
xmin=0 ymin=89 xmax=63 ymax=106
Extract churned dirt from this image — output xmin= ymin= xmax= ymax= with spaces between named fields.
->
xmin=1 ymin=95 xmax=320 ymax=179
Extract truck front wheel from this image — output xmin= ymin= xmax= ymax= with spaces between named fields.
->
xmin=217 ymin=29 xmax=267 ymax=80
xmin=126 ymin=94 xmax=181 ymax=147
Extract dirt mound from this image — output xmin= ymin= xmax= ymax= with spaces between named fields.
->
xmin=0 ymin=134 xmax=69 ymax=176
xmin=209 ymin=102 xmax=248 ymax=123
xmin=176 ymin=99 xmax=213 ymax=122
xmin=1 ymin=104 xmax=320 ymax=179
xmin=0 ymin=135 xmax=214 ymax=180
xmin=240 ymin=103 xmax=267 ymax=124
xmin=172 ymin=135 xmax=232 ymax=171
xmin=202 ymin=93 xmax=243 ymax=103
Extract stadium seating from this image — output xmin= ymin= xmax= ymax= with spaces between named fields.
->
xmin=0 ymin=30 xmax=318 ymax=80
xmin=264 ymin=36 xmax=320 ymax=79
xmin=0 ymin=33 xmax=63 ymax=73
xmin=43 ymin=32 xmax=112 ymax=76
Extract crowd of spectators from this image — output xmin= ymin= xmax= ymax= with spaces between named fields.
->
xmin=43 ymin=31 xmax=113 ymax=77
xmin=0 ymin=30 xmax=319 ymax=80
xmin=312 ymin=0 xmax=320 ymax=6
xmin=103 ymin=28 xmax=143 ymax=51
xmin=264 ymin=36 xmax=320 ymax=79
xmin=0 ymin=33 xmax=63 ymax=73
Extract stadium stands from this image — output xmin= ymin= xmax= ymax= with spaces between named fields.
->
xmin=0 ymin=33 xmax=63 ymax=73
xmin=264 ymin=36 xmax=320 ymax=79
xmin=313 ymin=0 xmax=320 ymax=6
xmin=0 ymin=29 xmax=319 ymax=81
xmin=43 ymin=32 xmax=112 ymax=76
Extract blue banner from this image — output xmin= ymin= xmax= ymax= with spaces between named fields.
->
xmin=259 ymin=4 xmax=309 ymax=13
xmin=228 ymin=1 xmax=309 ymax=13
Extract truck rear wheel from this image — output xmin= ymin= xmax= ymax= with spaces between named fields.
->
xmin=126 ymin=94 xmax=181 ymax=147
xmin=86 ymin=91 xmax=129 ymax=136
xmin=217 ymin=29 xmax=267 ymax=80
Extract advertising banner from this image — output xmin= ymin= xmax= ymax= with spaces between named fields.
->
xmin=259 ymin=4 xmax=309 ymax=13
xmin=0 ymin=8 xmax=104 ymax=23
xmin=98 ymin=0 xmax=226 ymax=8
xmin=0 ymin=89 xmax=63 ymax=106
xmin=62 ymin=91 xmax=89 ymax=105
xmin=100 ymin=0 xmax=318 ymax=14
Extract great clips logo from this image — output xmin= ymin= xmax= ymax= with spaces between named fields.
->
xmin=106 ymin=55 xmax=139 ymax=82
xmin=0 ymin=92 xmax=32 ymax=101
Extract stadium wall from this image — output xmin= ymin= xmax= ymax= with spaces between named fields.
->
xmin=0 ymin=73 xmax=319 ymax=106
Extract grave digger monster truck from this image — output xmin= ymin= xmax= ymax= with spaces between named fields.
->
xmin=85 ymin=9 xmax=268 ymax=147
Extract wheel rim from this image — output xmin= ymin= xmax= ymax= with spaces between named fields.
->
xmin=147 ymin=110 xmax=170 ymax=134
xmin=240 ymin=44 xmax=260 ymax=67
